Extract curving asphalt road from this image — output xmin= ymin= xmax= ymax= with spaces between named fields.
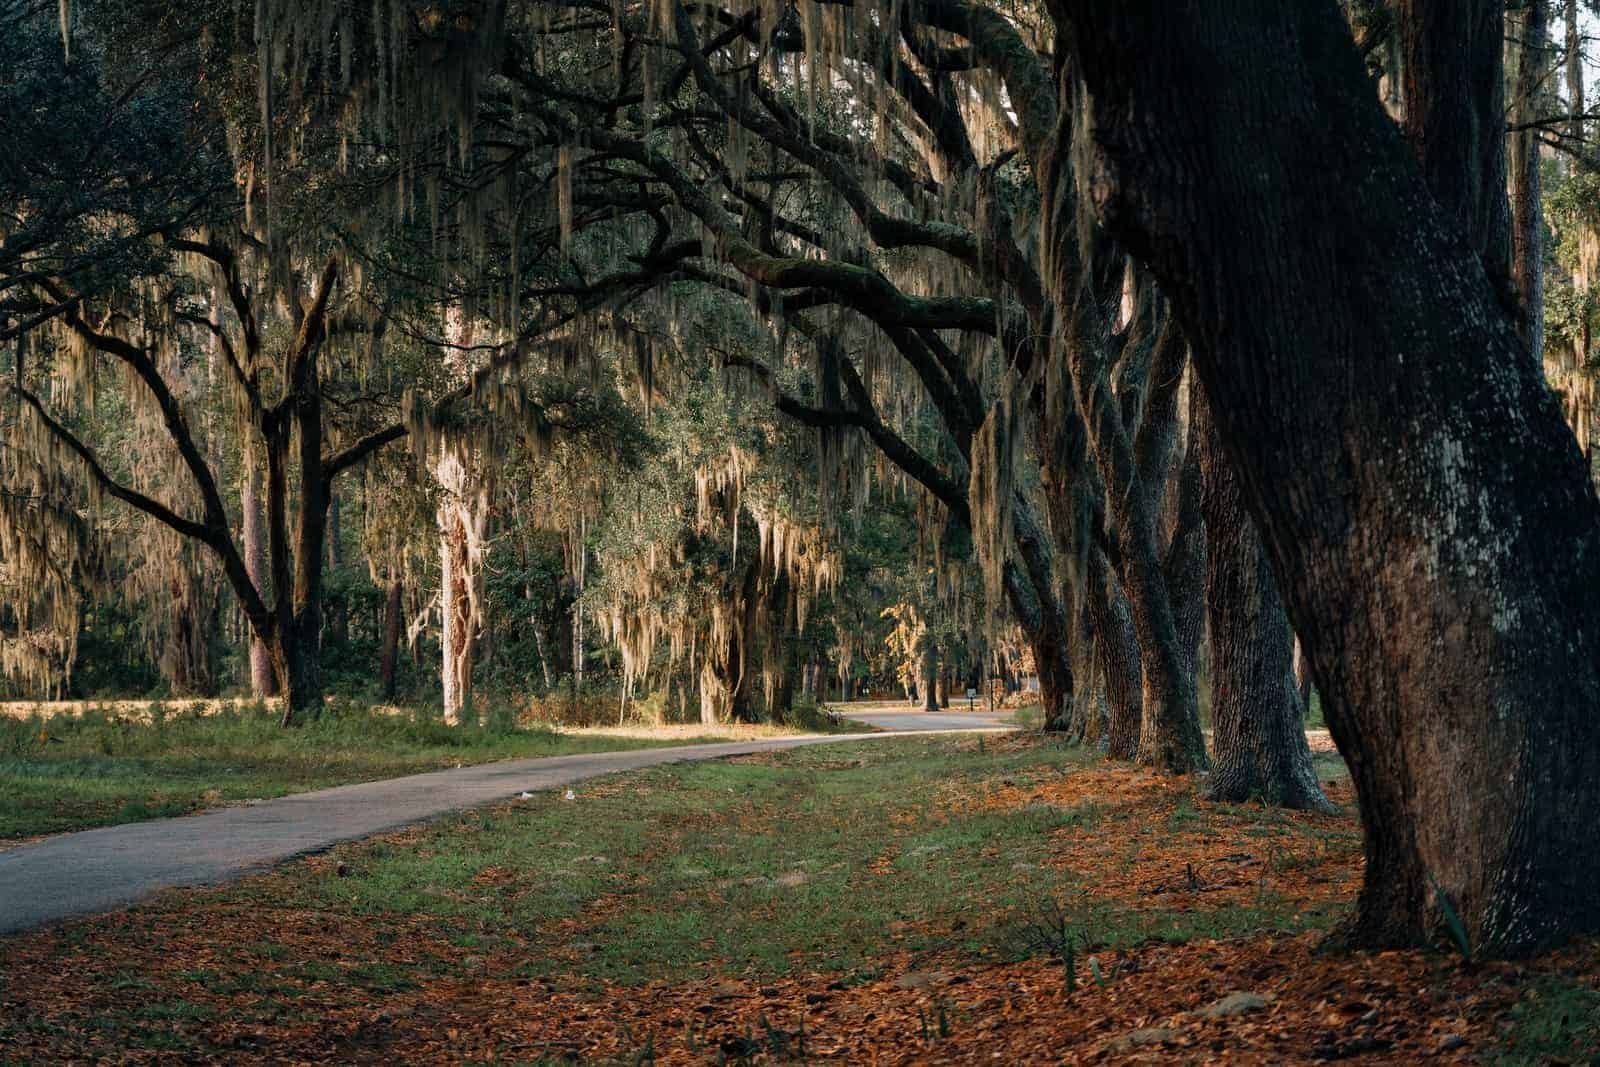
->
xmin=0 ymin=708 xmax=1012 ymax=936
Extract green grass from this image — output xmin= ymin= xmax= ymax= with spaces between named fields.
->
xmin=214 ymin=734 xmax=1339 ymax=989
xmin=0 ymin=700 xmax=787 ymax=839
xmin=1494 ymin=976 xmax=1600 ymax=1065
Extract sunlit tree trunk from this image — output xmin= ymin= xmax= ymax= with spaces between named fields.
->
xmin=1293 ymin=636 xmax=1313 ymax=715
xmin=430 ymin=445 xmax=489 ymax=726
xmin=439 ymin=513 xmax=469 ymax=724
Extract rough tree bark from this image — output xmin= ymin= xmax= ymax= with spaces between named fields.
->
xmin=1396 ymin=0 xmax=1515 ymax=306
xmin=1054 ymin=0 xmax=1600 ymax=954
xmin=1087 ymin=549 xmax=1142 ymax=759
xmin=1035 ymin=116 xmax=1206 ymax=771
xmin=1195 ymin=387 xmax=1332 ymax=811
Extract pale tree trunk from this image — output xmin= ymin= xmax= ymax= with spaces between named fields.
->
xmin=242 ymin=437 xmax=277 ymax=698
xmin=921 ymin=647 xmax=939 ymax=712
xmin=1510 ymin=0 xmax=1547 ymax=358
xmin=1054 ymin=0 xmax=1600 ymax=954
xmin=1293 ymin=637 xmax=1314 ymax=715
xmin=438 ymin=506 xmax=476 ymax=725
xmin=1195 ymin=387 xmax=1331 ymax=811
xmin=699 ymin=659 xmax=734 ymax=724
xmin=531 ymin=598 xmax=553 ymax=691
xmin=433 ymin=450 xmax=488 ymax=726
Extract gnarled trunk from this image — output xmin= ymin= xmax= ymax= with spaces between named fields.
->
xmin=1056 ymin=0 xmax=1600 ymax=954
xmin=1087 ymin=550 xmax=1142 ymax=758
xmin=1195 ymin=388 xmax=1331 ymax=811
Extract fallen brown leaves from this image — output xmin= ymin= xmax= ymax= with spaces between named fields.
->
xmin=1 ymin=756 xmax=1591 ymax=1064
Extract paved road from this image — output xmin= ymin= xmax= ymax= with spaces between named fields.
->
xmin=0 ymin=713 xmax=1008 ymax=936
xmin=834 ymin=706 xmax=1016 ymax=732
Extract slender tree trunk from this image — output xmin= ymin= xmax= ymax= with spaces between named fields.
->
xmin=1293 ymin=637 xmax=1313 ymax=716
xmin=571 ymin=524 xmax=587 ymax=693
xmin=1195 ymin=388 xmax=1331 ymax=811
xmin=1567 ymin=0 xmax=1584 ymax=154
xmin=1056 ymin=0 xmax=1600 ymax=954
xmin=1510 ymin=0 xmax=1548 ymax=358
xmin=242 ymin=437 xmax=277 ymax=699
xmin=531 ymin=599 xmax=553 ymax=691
xmin=378 ymin=579 xmax=402 ymax=701
xmin=921 ymin=647 xmax=939 ymax=712
xmin=277 ymin=332 xmax=335 ymax=725
xmin=440 ymin=511 xmax=471 ymax=725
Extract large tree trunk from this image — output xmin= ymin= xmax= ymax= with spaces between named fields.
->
xmin=1195 ymin=389 xmax=1332 ymax=812
xmin=1055 ymin=0 xmax=1600 ymax=955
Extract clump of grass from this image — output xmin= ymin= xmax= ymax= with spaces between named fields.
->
xmin=1496 ymin=977 xmax=1600 ymax=1065
xmin=997 ymin=894 xmax=1097 ymax=993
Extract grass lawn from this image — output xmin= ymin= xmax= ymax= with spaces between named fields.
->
xmin=5 ymin=731 xmax=1593 ymax=1062
xmin=0 ymin=700 xmax=858 ymax=840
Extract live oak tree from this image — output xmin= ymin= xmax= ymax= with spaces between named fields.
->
xmin=33 ymin=0 xmax=1600 ymax=961
xmin=1051 ymin=0 xmax=1600 ymax=955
